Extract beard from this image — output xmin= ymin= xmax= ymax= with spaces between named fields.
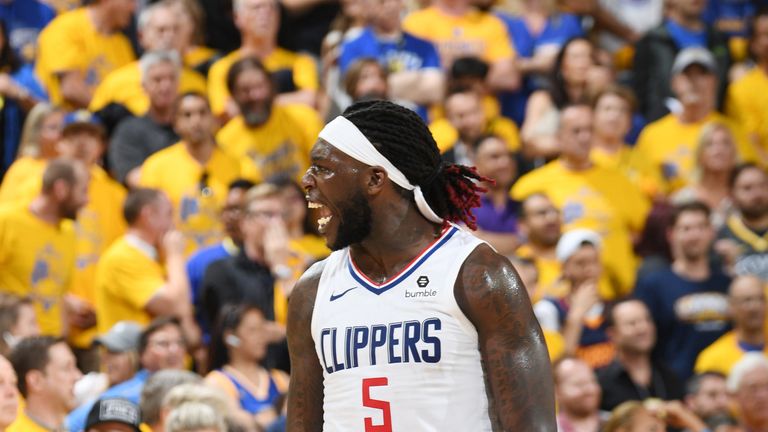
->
xmin=241 ymin=102 xmax=272 ymax=127
xmin=330 ymin=189 xmax=373 ymax=251
xmin=740 ymin=202 xmax=768 ymax=221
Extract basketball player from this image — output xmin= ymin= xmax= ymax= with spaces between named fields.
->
xmin=287 ymin=100 xmax=555 ymax=431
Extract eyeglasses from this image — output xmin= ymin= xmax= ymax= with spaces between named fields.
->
xmin=149 ymin=339 xmax=185 ymax=349
xmin=246 ymin=210 xmax=285 ymax=219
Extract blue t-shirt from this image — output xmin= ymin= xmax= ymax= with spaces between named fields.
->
xmin=338 ymin=28 xmax=441 ymax=120
xmin=497 ymin=13 xmax=583 ymax=124
xmin=2 ymin=64 xmax=48 ymax=175
xmin=634 ymin=269 xmax=731 ymax=381
xmin=66 ymin=369 xmax=151 ymax=432
xmin=665 ymin=19 xmax=707 ymax=49
xmin=186 ymin=241 xmax=235 ymax=342
xmin=704 ymin=0 xmax=754 ymax=38
xmin=0 ymin=0 xmax=55 ymax=63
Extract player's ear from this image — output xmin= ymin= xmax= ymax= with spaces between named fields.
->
xmin=366 ymin=167 xmax=388 ymax=195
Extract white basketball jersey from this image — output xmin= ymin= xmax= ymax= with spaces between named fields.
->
xmin=311 ymin=224 xmax=493 ymax=432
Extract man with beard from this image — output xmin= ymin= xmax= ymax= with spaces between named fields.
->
xmin=515 ymin=193 xmax=563 ymax=297
xmin=288 ymin=100 xmax=554 ymax=430
xmin=597 ymin=299 xmax=684 ymax=411
xmin=0 ymin=158 xmax=88 ymax=337
xmin=635 ymin=201 xmax=731 ymax=382
xmin=717 ymin=164 xmax=768 ymax=280
xmin=216 ymin=57 xmax=322 ymax=184
xmin=553 ymin=357 xmax=605 ymax=432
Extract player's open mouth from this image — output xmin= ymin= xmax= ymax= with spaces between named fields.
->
xmin=308 ymin=201 xmax=334 ymax=233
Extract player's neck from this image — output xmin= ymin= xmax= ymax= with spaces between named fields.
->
xmin=350 ymin=207 xmax=442 ymax=282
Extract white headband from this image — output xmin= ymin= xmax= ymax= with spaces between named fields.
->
xmin=319 ymin=116 xmax=444 ymax=224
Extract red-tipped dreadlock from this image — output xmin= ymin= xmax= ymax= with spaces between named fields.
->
xmin=342 ymin=100 xmax=493 ymax=230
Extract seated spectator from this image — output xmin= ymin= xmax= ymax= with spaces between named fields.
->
xmin=8 ymin=336 xmax=82 ymax=432
xmin=187 ymin=179 xmax=254 ymax=342
xmin=513 ymin=104 xmax=650 ymax=298
xmin=207 ymin=0 xmax=318 ymax=120
xmin=632 ymin=0 xmax=730 ymax=122
xmin=0 ymin=295 xmax=39 ymax=357
xmin=695 ymin=275 xmax=768 ymax=376
xmin=496 ymin=0 xmax=584 ymax=123
xmin=590 ymin=85 xmax=638 ymax=176
xmin=402 ymin=0 xmax=519 ymax=92
xmin=205 ymin=304 xmax=288 ymax=431
xmin=216 ymin=58 xmax=322 ymax=184
xmin=631 ymin=48 xmax=755 ymax=197
xmin=67 ymin=317 xmax=189 ymax=432
xmin=603 ymin=399 xmax=708 ymax=432
xmin=515 ymin=193 xmax=563 ymax=297
xmin=0 ymin=103 xmax=63 ymax=204
xmin=0 ymin=159 xmax=88 ymax=336
xmin=672 ymin=122 xmax=738 ymax=229
xmin=553 ymin=357 xmax=605 ymax=432
xmin=139 ymin=369 xmax=202 ymax=432
xmin=430 ymin=86 xmax=520 ymax=165
xmin=598 ymin=299 xmax=684 ymax=411
xmin=95 ymin=189 xmax=197 ymax=345
xmin=35 ymin=0 xmax=136 ymax=108
xmin=201 ymin=184 xmax=293 ymax=371
xmin=716 ymin=163 xmax=768 ymax=280
xmin=684 ymin=372 xmax=735 ymax=429
xmin=521 ymin=37 xmax=605 ymax=161
xmin=727 ymin=9 xmax=768 ymax=166
xmin=165 ymin=0 xmax=220 ymax=75
xmin=534 ymin=229 xmax=614 ymax=369
xmin=469 ymin=134 xmax=519 ymax=255
xmin=165 ymin=402 xmax=226 ymax=432
xmin=74 ymin=321 xmax=142 ymax=406
xmin=84 ymin=398 xmax=142 ymax=432
xmin=89 ymin=1 xmax=207 ymax=116
xmin=0 ymin=355 xmax=18 ymax=430
xmin=338 ymin=0 xmax=443 ymax=119
xmin=342 ymin=58 xmax=389 ymax=105
xmin=140 ymin=92 xmax=241 ymax=255
xmin=728 ymin=353 xmax=768 ymax=432
xmin=0 ymin=18 xmax=47 ymax=172
xmin=635 ymin=201 xmax=731 ymax=382
xmin=108 ymin=52 xmax=182 ymax=187
xmin=159 ymin=383 xmax=231 ymax=431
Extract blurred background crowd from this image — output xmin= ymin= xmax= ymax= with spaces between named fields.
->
xmin=0 ymin=0 xmax=767 ymax=430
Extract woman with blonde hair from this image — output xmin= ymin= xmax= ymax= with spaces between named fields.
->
xmin=165 ymin=402 xmax=227 ymax=432
xmin=672 ymin=122 xmax=738 ymax=229
xmin=603 ymin=399 xmax=708 ymax=432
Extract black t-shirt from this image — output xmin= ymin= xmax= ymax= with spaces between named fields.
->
xmin=596 ymin=358 xmax=684 ymax=412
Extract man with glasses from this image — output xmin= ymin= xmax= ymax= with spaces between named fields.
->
xmin=67 ymin=317 xmax=187 ymax=432
xmin=201 ymin=183 xmax=295 ymax=371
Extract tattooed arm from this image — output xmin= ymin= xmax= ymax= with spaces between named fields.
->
xmin=286 ymin=262 xmax=326 ymax=431
xmin=455 ymin=244 xmax=556 ymax=431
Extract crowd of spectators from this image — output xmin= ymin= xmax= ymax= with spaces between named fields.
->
xmin=0 ymin=0 xmax=767 ymax=430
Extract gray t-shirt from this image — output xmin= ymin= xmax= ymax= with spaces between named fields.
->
xmin=108 ymin=115 xmax=179 ymax=184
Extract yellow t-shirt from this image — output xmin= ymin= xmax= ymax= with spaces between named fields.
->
xmin=139 ymin=142 xmax=241 ymax=255
xmin=89 ymin=61 xmax=208 ymax=115
xmin=6 ymin=411 xmax=51 ymax=432
xmin=429 ymin=115 xmax=521 ymax=154
xmin=694 ymin=331 xmax=768 ymax=376
xmin=511 ymin=160 xmax=650 ymax=299
xmin=69 ymin=166 xmax=127 ymax=347
xmin=402 ymin=6 xmax=514 ymax=68
xmin=0 ymin=205 xmax=76 ymax=336
xmin=514 ymin=244 xmax=561 ymax=302
xmin=35 ymin=8 xmax=135 ymax=107
xmin=95 ymin=236 xmax=165 ymax=334
xmin=216 ymin=105 xmax=321 ymax=184
xmin=207 ymin=47 xmax=319 ymax=116
xmin=0 ymin=157 xmax=46 ymax=205
xmin=631 ymin=112 xmax=758 ymax=196
xmin=726 ymin=67 xmax=768 ymax=160
xmin=184 ymin=46 xmax=219 ymax=71
xmin=273 ymin=235 xmax=330 ymax=324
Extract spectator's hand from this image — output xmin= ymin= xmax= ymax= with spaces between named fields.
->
xmin=64 ymin=294 xmax=96 ymax=329
xmin=568 ymin=280 xmax=599 ymax=319
xmin=658 ymin=400 xmax=708 ymax=432
xmin=714 ymin=239 xmax=742 ymax=270
xmin=265 ymin=321 xmax=287 ymax=343
xmin=264 ymin=217 xmax=290 ymax=270
xmin=162 ymin=230 xmax=186 ymax=257
xmin=0 ymin=73 xmax=27 ymax=101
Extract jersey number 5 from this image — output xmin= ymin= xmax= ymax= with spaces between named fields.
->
xmin=362 ymin=377 xmax=392 ymax=432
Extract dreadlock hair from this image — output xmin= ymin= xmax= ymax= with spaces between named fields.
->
xmin=342 ymin=100 xmax=491 ymax=230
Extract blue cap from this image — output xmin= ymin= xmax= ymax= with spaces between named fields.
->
xmin=62 ymin=110 xmax=104 ymax=135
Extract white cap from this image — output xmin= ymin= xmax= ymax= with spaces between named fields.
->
xmin=556 ymin=229 xmax=602 ymax=263
xmin=671 ymin=47 xmax=716 ymax=76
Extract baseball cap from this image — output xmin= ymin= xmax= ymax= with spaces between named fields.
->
xmin=95 ymin=321 xmax=142 ymax=353
xmin=556 ymin=229 xmax=602 ymax=263
xmin=62 ymin=110 xmax=105 ymax=137
xmin=85 ymin=398 xmax=142 ymax=432
xmin=671 ymin=47 xmax=717 ymax=75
